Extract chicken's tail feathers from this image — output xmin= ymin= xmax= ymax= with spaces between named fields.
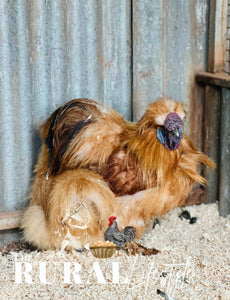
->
xmin=178 ymin=152 xmax=215 ymax=186
xmin=197 ymin=152 xmax=216 ymax=170
xmin=179 ymin=136 xmax=216 ymax=186
xmin=181 ymin=135 xmax=216 ymax=171
xmin=179 ymin=166 xmax=208 ymax=186
xmin=194 ymin=152 xmax=215 ymax=186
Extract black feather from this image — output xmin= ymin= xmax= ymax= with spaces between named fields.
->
xmin=69 ymin=118 xmax=93 ymax=142
xmin=45 ymin=108 xmax=61 ymax=167
xmin=51 ymin=118 xmax=93 ymax=174
xmin=121 ymin=226 xmax=136 ymax=243
xmin=104 ymin=220 xmax=136 ymax=247
xmin=45 ymin=101 xmax=95 ymax=175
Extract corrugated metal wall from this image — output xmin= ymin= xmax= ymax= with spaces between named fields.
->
xmin=133 ymin=0 xmax=209 ymax=120
xmin=0 ymin=0 xmax=209 ymax=244
xmin=0 ymin=0 xmax=132 ymax=213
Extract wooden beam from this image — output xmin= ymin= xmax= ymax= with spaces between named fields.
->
xmin=0 ymin=210 xmax=25 ymax=230
xmin=196 ymin=72 xmax=230 ymax=88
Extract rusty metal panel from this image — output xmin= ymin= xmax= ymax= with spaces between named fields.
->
xmin=208 ymin=0 xmax=228 ymax=73
xmin=0 ymin=0 xmax=131 ymax=217
xmin=132 ymin=0 xmax=163 ymax=121
xmin=219 ymin=88 xmax=230 ymax=216
xmin=132 ymin=0 xmax=209 ymax=129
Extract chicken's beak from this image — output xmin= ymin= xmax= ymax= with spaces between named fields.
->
xmin=173 ymin=128 xmax=180 ymax=137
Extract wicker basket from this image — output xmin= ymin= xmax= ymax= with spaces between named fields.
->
xmin=89 ymin=246 xmax=117 ymax=258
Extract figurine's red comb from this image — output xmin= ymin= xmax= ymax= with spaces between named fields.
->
xmin=108 ymin=216 xmax=116 ymax=226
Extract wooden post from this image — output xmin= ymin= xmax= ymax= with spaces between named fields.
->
xmin=197 ymin=73 xmax=230 ymax=215
xmin=202 ymin=0 xmax=228 ymax=206
xmin=219 ymin=89 xmax=230 ymax=216
xmin=204 ymin=85 xmax=221 ymax=203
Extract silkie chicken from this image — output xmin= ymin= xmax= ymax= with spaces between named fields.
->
xmin=21 ymin=98 xmax=215 ymax=251
xmin=104 ymin=216 xmax=136 ymax=247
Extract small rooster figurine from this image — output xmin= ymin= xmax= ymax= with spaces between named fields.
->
xmin=21 ymin=97 xmax=215 ymax=251
xmin=104 ymin=216 xmax=159 ymax=255
xmin=104 ymin=216 xmax=136 ymax=247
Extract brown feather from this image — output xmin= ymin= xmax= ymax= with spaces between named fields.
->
xmin=101 ymin=149 xmax=151 ymax=196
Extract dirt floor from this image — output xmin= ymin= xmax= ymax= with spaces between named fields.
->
xmin=0 ymin=202 xmax=229 ymax=300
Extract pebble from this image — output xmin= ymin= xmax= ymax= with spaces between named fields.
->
xmin=179 ymin=210 xmax=191 ymax=220
xmin=152 ymin=218 xmax=160 ymax=229
xmin=190 ymin=217 xmax=200 ymax=224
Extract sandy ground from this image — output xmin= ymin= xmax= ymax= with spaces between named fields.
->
xmin=0 ymin=202 xmax=229 ymax=300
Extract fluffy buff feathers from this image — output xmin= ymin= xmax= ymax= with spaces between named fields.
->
xmin=21 ymin=98 xmax=215 ymax=250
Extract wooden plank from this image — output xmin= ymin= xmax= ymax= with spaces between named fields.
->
xmin=204 ymin=85 xmax=221 ymax=203
xmin=196 ymin=72 xmax=230 ymax=88
xmin=0 ymin=210 xmax=25 ymax=230
xmin=208 ymin=0 xmax=228 ymax=73
xmin=219 ymin=88 xmax=230 ymax=216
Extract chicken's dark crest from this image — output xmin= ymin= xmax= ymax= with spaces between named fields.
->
xmin=157 ymin=112 xmax=183 ymax=151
